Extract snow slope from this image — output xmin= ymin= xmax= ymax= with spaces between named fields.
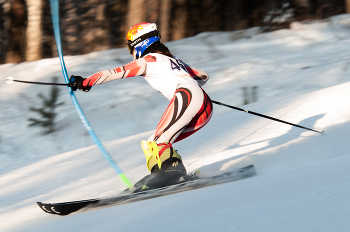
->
xmin=1 ymin=14 xmax=350 ymax=231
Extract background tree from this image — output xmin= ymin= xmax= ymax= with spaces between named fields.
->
xmin=0 ymin=0 xmax=12 ymax=64
xmin=28 ymin=77 xmax=64 ymax=134
xmin=4 ymin=0 xmax=27 ymax=63
xmin=26 ymin=0 xmax=42 ymax=62
xmin=0 ymin=0 xmax=348 ymax=64
xmin=159 ymin=0 xmax=171 ymax=42
xmin=346 ymin=0 xmax=350 ymax=12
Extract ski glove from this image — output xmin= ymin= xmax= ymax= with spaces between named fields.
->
xmin=69 ymin=75 xmax=92 ymax=92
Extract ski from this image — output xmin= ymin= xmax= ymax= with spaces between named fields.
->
xmin=37 ymin=164 xmax=256 ymax=215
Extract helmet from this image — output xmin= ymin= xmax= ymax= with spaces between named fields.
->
xmin=126 ymin=22 xmax=161 ymax=60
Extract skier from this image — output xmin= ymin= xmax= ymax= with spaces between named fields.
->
xmin=69 ymin=22 xmax=213 ymax=192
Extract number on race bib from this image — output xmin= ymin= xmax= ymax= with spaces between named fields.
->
xmin=170 ymin=59 xmax=181 ymax=70
xmin=170 ymin=59 xmax=189 ymax=73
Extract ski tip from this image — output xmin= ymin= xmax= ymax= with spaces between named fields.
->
xmin=37 ymin=199 xmax=100 ymax=216
xmin=37 ymin=202 xmax=66 ymax=215
xmin=37 ymin=202 xmax=55 ymax=215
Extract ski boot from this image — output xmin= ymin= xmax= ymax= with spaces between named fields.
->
xmin=130 ymin=141 xmax=187 ymax=193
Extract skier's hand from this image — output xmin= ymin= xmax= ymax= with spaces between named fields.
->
xmin=69 ymin=75 xmax=92 ymax=92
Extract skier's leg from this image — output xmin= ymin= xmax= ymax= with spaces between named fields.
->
xmin=149 ymin=81 xmax=209 ymax=144
xmin=140 ymin=82 xmax=212 ymax=184
xmin=173 ymin=88 xmax=213 ymax=143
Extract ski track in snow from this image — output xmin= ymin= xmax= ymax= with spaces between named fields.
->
xmin=1 ymin=14 xmax=350 ymax=232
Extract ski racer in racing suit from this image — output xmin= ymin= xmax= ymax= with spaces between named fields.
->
xmin=69 ymin=22 xmax=213 ymax=192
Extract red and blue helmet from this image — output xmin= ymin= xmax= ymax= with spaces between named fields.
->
xmin=126 ymin=22 xmax=161 ymax=60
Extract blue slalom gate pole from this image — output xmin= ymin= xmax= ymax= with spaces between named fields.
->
xmin=49 ymin=0 xmax=132 ymax=188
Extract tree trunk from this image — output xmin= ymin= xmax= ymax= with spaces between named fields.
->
xmin=6 ymin=0 xmax=27 ymax=63
xmin=93 ymin=0 xmax=110 ymax=51
xmin=0 ymin=0 xmax=12 ymax=64
xmin=126 ymin=0 xmax=145 ymax=30
xmin=61 ymin=0 xmax=81 ymax=55
xmin=78 ymin=0 xmax=110 ymax=53
xmin=171 ymin=0 xmax=187 ymax=41
xmin=26 ymin=0 xmax=42 ymax=62
xmin=144 ymin=0 xmax=159 ymax=23
xmin=159 ymin=0 xmax=171 ymax=42
xmin=105 ymin=0 xmax=128 ymax=47
xmin=203 ymin=0 xmax=219 ymax=31
xmin=346 ymin=0 xmax=350 ymax=13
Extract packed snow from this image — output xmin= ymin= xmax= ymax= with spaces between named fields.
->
xmin=1 ymin=14 xmax=350 ymax=232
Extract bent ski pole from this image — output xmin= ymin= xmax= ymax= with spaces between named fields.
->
xmin=6 ymin=77 xmax=70 ymax=86
xmin=212 ymin=100 xmax=324 ymax=134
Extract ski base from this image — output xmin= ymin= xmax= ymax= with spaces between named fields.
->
xmin=37 ymin=164 xmax=256 ymax=215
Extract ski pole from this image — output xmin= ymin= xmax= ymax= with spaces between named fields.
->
xmin=6 ymin=76 xmax=70 ymax=86
xmin=212 ymin=100 xmax=324 ymax=134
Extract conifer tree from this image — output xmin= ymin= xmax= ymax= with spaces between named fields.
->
xmin=28 ymin=77 xmax=64 ymax=134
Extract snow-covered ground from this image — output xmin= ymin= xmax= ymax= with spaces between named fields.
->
xmin=1 ymin=14 xmax=350 ymax=231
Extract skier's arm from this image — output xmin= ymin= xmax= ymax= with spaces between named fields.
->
xmin=82 ymin=58 xmax=148 ymax=87
xmin=183 ymin=64 xmax=209 ymax=86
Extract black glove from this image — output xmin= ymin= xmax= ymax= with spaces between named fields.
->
xmin=69 ymin=75 xmax=92 ymax=92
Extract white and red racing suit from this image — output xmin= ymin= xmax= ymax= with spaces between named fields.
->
xmin=82 ymin=53 xmax=213 ymax=144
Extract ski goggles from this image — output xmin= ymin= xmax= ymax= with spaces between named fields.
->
xmin=125 ymin=30 xmax=160 ymax=54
